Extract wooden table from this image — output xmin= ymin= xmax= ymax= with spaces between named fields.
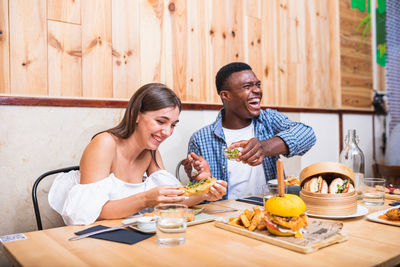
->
xmin=3 ymin=199 xmax=400 ymax=267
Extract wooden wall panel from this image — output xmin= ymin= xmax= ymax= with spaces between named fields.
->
xmin=112 ymin=0 xmax=141 ymax=99
xmin=340 ymin=0 xmax=373 ymax=110
xmin=168 ymin=0 xmax=187 ymax=100
xmin=48 ymin=20 xmax=82 ymax=97
xmin=0 ymin=0 xmax=9 ymax=93
xmin=246 ymin=16 xmax=262 ymax=82
xmin=210 ymin=0 xmax=231 ymax=103
xmin=9 ymin=0 xmax=47 ymax=95
xmin=229 ymin=0 xmax=245 ymax=64
xmin=185 ymin=0 xmax=208 ymax=103
xmin=261 ymin=0 xmax=279 ymax=106
xmin=81 ymin=0 xmax=112 ymax=98
xmin=1 ymin=0 xmax=375 ymax=111
xmin=328 ymin=0 xmax=341 ymax=109
xmin=48 ymin=0 xmax=81 ymax=24
xmin=140 ymin=0 xmax=163 ymax=85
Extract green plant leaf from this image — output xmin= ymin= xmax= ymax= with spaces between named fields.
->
xmin=351 ymin=0 xmax=366 ymax=12
xmin=355 ymin=14 xmax=371 ymax=33
xmin=358 ymin=20 xmax=371 ymax=48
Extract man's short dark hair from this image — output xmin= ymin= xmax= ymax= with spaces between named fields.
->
xmin=215 ymin=62 xmax=252 ymax=94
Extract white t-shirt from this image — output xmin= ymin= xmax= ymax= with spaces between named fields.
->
xmin=223 ymin=122 xmax=267 ymax=199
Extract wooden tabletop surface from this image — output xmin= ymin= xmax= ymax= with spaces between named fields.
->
xmin=3 ymin=199 xmax=400 ymax=267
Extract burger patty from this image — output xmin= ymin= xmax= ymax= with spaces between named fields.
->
xmin=265 ymin=213 xmax=308 ymax=231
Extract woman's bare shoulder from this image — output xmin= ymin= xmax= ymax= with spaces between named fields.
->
xmin=80 ymin=132 xmax=117 ymax=184
xmin=91 ymin=132 xmax=117 ymax=149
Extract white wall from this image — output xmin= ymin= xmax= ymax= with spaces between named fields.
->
xmin=0 ymin=105 xmax=384 ymax=265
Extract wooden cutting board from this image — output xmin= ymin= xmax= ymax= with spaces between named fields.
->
xmin=215 ymin=219 xmax=347 ymax=254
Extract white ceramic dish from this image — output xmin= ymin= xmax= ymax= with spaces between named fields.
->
xmin=136 ymin=216 xmax=157 ymax=232
xmin=305 ymin=204 xmax=368 ymax=219
xmin=122 ymin=212 xmax=216 ymax=234
xmin=366 ymin=205 xmax=400 ymax=227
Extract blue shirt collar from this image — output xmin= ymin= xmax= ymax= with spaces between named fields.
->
xmin=213 ymin=108 xmax=263 ymax=140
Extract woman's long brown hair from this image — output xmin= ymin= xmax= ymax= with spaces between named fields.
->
xmin=94 ymin=83 xmax=181 ymax=165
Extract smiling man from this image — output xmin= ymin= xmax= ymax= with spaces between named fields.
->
xmin=183 ymin=62 xmax=316 ymax=200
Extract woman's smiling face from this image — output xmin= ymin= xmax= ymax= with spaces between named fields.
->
xmin=135 ymin=106 xmax=180 ymax=150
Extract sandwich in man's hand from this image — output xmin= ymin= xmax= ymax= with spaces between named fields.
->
xmin=303 ymin=176 xmax=328 ymax=193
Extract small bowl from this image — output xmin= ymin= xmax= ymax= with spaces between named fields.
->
xmin=136 ymin=216 xmax=157 ymax=232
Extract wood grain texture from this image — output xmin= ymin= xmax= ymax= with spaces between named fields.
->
xmin=140 ymin=0 xmax=163 ymax=85
xmin=48 ymin=0 xmax=81 ymax=24
xmin=48 ymin=20 xmax=82 ymax=97
xmin=168 ymin=0 xmax=187 ymax=100
xmin=0 ymin=96 xmax=376 ymax=115
xmin=0 ymin=0 xmax=9 ymax=93
xmin=112 ymin=0 xmax=141 ymax=99
xmin=246 ymin=16 xmax=262 ymax=83
xmin=0 ymin=0 xmax=376 ymax=110
xmin=3 ymin=200 xmax=400 ymax=266
xmin=185 ymin=0 xmax=208 ymax=103
xmin=9 ymin=0 xmax=47 ymax=95
xmin=81 ymin=0 xmax=112 ymax=98
xmin=339 ymin=0 xmax=373 ymax=110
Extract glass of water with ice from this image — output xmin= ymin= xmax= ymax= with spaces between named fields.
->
xmin=154 ymin=204 xmax=188 ymax=246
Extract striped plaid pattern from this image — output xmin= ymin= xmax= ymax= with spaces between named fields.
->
xmin=188 ymin=109 xmax=316 ymax=199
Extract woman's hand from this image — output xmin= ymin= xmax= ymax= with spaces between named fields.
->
xmin=203 ymin=180 xmax=227 ymax=201
xmin=145 ymin=185 xmax=187 ymax=208
xmin=182 ymin=152 xmax=212 ymax=181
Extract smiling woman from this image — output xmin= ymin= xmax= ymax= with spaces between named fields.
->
xmin=48 ymin=83 xmax=227 ymax=225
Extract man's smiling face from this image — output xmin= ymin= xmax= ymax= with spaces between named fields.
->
xmin=221 ymin=70 xmax=262 ymax=121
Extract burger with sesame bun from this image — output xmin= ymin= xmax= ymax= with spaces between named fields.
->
xmin=264 ymin=194 xmax=308 ymax=238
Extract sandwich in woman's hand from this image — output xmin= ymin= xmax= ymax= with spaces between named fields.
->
xmin=264 ymin=194 xmax=308 ymax=238
xmin=303 ymin=176 xmax=328 ymax=193
xmin=329 ymin=178 xmax=355 ymax=194
xmin=179 ymin=177 xmax=217 ymax=196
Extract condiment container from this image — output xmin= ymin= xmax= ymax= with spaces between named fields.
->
xmin=137 ymin=216 xmax=157 ymax=232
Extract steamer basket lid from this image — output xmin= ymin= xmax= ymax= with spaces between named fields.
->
xmin=299 ymin=161 xmax=355 ymax=185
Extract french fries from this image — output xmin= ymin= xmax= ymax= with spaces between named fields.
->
xmin=228 ymin=206 xmax=266 ymax=231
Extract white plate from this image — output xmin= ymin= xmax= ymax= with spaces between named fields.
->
xmin=305 ymin=204 xmax=368 ymax=219
xmin=122 ymin=212 xmax=216 ymax=234
xmin=366 ymin=205 xmax=400 ymax=227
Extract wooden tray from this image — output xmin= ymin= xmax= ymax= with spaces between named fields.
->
xmin=214 ymin=218 xmax=347 ymax=254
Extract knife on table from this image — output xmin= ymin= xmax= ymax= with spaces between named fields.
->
xmin=69 ymin=220 xmax=139 ymax=241
xmin=204 ymin=208 xmax=238 ymax=214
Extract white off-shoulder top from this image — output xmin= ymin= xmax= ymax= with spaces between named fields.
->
xmin=48 ymin=170 xmax=182 ymax=225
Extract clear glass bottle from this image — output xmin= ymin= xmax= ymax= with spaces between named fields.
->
xmin=339 ymin=129 xmax=365 ymax=195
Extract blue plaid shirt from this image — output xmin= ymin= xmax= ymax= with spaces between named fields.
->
xmin=188 ymin=108 xmax=316 ymax=200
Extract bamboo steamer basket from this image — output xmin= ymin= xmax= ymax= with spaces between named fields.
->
xmin=299 ymin=162 xmax=357 ymax=216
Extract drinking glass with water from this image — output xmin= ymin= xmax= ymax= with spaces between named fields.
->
xmin=362 ymin=178 xmax=385 ymax=206
xmin=154 ymin=204 xmax=188 ymax=246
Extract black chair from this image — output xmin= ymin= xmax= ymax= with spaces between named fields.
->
xmin=32 ymin=166 xmax=79 ymax=230
xmin=175 ymin=159 xmax=191 ymax=185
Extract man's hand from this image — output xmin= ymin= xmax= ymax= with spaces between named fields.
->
xmin=228 ymin=138 xmax=265 ymax=166
xmin=228 ymin=137 xmax=289 ymax=166
xmin=181 ymin=152 xmax=212 ymax=180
